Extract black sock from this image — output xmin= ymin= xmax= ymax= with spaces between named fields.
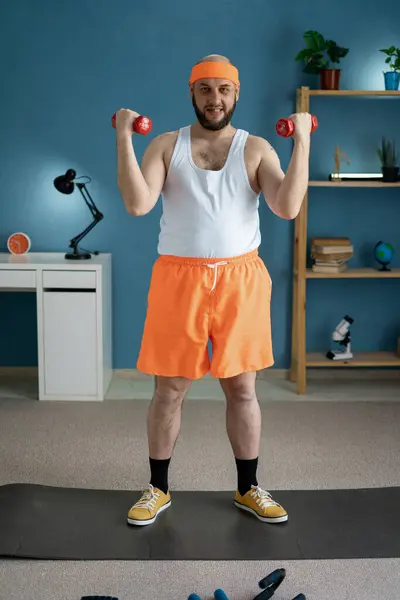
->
xmin=149 ymin=457 xmax=171 ymax=494
xmin=235 ymin=457 xmax=258 ymax=496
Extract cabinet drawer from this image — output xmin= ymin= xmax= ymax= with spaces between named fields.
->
xmin=42 ymin=270 xmax=96 ymax=290
xmin=0 ymin=269 xmax=36 ymax=289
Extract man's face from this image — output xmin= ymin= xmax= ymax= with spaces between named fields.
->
xmin=191 ymin=78 xmax=238 ymax=131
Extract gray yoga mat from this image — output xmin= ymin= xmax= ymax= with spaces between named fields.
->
xmin=0 ymin=483 xmax=399 ymax=560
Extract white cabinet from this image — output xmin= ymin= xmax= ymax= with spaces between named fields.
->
xmin=0 ymin=252 xmax=112 ymax=401
xmin=37 ymin=258 xmax=112 ymax=401
xmin=42 ymin=290 xmax=98 ymax=397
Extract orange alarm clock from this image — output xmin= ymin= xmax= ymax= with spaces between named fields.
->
xmin=7 ymin=232 xmax=31 ymax=255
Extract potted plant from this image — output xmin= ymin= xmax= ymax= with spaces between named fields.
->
xmin=376 ymin=137 xmax=399 ymax=182
xmin=379 ymin=46 xmax=400 ymax=90
xmin=295 ymin=30 xmax=349 ymax=90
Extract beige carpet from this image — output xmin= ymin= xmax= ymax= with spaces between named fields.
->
xmin=1 ymin=372 xmax=400 ymax=599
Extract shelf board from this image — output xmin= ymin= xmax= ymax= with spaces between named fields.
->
xmin=309 ymin=180 xmax=400 ymax=187
xmin=307 ymin=351 xmax=400 ymax=367
xmin=306 ymin=89 xmax=400 ymax=97
xmin=306 ymin=267 xmax=400 ymax=279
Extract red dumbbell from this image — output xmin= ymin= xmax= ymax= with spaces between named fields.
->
xmin=111 ymin=113 xmax=152 ymax=135
xmin=276 ymin=114 xmax=318 ymax=137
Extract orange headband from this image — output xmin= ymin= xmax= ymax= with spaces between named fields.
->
xmin=189 ymin=61 xmax=240 ymax=86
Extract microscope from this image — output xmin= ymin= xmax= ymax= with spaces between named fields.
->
xmin=326 ymin=315 xmax=354 ymax=360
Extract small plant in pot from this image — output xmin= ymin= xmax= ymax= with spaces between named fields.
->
xmin=376 ymin=137 xmax=399 ymax=182
xmin=379 ymin=46 xmax=400 ymax=90
xmin=295 ymin=30 xmax=349 ymax=90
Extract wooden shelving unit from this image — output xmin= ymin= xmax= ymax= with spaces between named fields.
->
xmin=306 ymin=351 xmax=400 ymax=367
xmin=306 ymin=268 xmax=400 ymax=279
xmin=308 ymin=89 xmax=400 ymax=96
xmin=290 ymin=87 xmax=400 ymax=394
xmin=309 ymin=181 xmax=400 ymax=187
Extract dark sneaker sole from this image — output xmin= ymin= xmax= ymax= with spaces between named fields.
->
xmin=234 ymin=500 xmax=288 ymax=523
xmin=127 ymin=500 xmax=171 ymax=526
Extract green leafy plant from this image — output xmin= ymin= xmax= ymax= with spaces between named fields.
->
xmin=379 ymin=46 xmax=400 ymax=71
xmin=295 ymin=30 xmax=349 ymax=74
xmin=376 ymin=136 xmax=398 ymax=167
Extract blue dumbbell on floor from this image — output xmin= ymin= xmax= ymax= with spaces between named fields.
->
xmin=188 ymin=591 xmax=229 ymax=600
xmin=214 ymin=590 xmax=229 ymax=600
xmin=188 ymin=569 xmax=305 ymax=600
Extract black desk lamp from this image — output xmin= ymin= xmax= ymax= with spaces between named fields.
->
xmin=53 ymin=169 xmax=103 ymax=260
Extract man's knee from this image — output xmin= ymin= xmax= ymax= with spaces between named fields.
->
xmin=154 ymin=376 xmax=191 ymax=407
xmin=220 ymin=373 xmax=257 ymax=404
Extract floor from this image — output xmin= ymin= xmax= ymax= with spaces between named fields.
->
xmin=1 ymin=370 xmax=400 ymax=600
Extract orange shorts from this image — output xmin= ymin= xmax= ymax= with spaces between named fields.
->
xmin=137 ymin=249 xmax=274 ymax=379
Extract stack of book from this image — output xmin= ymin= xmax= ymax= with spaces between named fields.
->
xmin=311 ymin=237 xmax=354 ymax=273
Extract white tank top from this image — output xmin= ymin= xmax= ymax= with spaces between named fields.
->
xmin=157 ymin=125 xmax=261 ymax=258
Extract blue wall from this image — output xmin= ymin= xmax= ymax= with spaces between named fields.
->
xmin=0 ymin=0 xmax=399 ymax=369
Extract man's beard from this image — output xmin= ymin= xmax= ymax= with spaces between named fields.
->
xmin=192 ymin=95 xmax=236 ymax=131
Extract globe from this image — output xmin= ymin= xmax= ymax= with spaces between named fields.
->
xmin=374 ymin=241 xmax=394 ymax=271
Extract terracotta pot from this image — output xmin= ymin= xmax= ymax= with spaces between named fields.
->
xmin=320 ymin=69 xmax=341 ymax=90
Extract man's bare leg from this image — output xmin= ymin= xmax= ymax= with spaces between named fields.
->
xmin=127 ymin=376 xmax=191 ymax=526
xmin=219 ymin=371 xmax=288 ymax=523
xmin=220 ymin=372 xmax=260 ymax=458
xmin=219 ymin=372 xmax=261 ymax=494
xmin=147 ymin=375 xmax=192 ymax=492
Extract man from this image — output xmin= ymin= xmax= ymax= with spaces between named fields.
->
xmin=115 ymin=54 xmax=311 ymax=527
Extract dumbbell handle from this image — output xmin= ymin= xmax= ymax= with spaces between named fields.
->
xmin=276 ymin=115 xmax=318 ymax=137
xmin=111 ymin=113 xmax=152 ymax=135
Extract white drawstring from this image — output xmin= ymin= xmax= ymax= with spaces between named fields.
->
xmin=202 ymin=260 xmax=228 ymax=291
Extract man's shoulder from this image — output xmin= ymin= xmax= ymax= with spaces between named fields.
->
xmin=157 ymin=129 xmax=181 ymax=141
xmin=244 ymin=134 xmax=277 ymax=159
xmin=142 ymin=130 xmax=179 ymax=161
xmin=246 ymin=133 xmax=275 ymax=151
xmin=148 ymin=129 xmax=180 ymax=151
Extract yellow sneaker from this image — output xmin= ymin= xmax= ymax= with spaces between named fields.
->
xmin=234 ymin=485 xmax=288 ymax=523
xmin=127 ymin=484 xmax=171 ymax=526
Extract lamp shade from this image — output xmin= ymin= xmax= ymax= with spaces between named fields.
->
xmin=54 ymin=169 xmax=77 ymax=194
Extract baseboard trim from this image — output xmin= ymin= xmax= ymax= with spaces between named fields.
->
xmin=260 ymin=368 xmax=400 ymax=381
xmin=114 ymin=369 xmax=288 ymax=380
xmin=115 ymin=367 xmax=400 ymax=381
xmin=0 ymin=367 xmax=38 ymax=377
xmin=0 ymin=366 xmax=399 ymax=382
